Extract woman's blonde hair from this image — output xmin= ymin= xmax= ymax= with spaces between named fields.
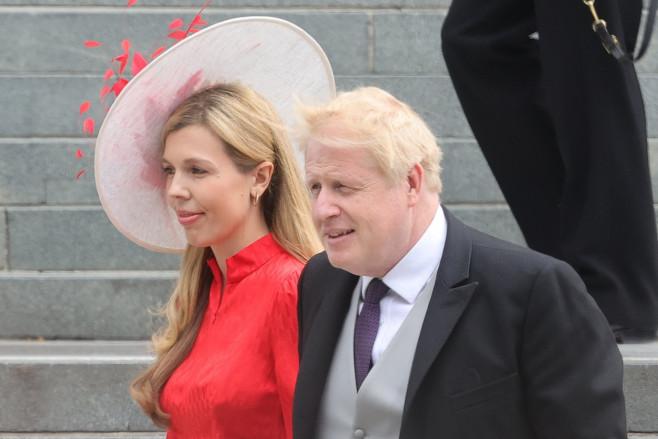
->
xmin=130 ymin=82 xmax=321 ymax=427
xmin=295 ymin=86 xmax=443 ymax=193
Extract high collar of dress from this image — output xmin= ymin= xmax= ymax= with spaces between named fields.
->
xmin=206 ymin=233 xmax=284 ymax=286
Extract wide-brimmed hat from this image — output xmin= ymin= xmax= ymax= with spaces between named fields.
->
xmin=94 ymin=16 xmax=335 ymax=253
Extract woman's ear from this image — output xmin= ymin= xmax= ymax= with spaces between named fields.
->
xmin=252 ymin=161 xmax=274 ymax=195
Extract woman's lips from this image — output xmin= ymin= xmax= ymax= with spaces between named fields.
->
xmin=177 ymin=211 xmax=203 ymax=226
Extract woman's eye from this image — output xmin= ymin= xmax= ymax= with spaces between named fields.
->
xmin=162 ymin=166 xmax=174 ymax=175
xmin=191 ymin=167 xmax=206 ymax=175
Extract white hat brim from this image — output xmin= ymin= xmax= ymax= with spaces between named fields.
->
xmin=94 ymin=16 xmax=335 ymax=253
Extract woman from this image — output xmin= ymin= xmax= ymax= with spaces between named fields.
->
xmin=92 ymin=17 xmax=334 ymax=437
xmin=130 ymin=83 xmax=322 ymax=437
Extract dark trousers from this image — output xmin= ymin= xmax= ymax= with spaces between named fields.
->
xmin=442 ymin=0 xmax=658 ymax=330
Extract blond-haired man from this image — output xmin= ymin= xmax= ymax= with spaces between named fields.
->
xmin=293 ymin=87 xmax=625 ymax=439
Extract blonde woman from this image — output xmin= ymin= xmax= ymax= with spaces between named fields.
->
xmin=129 ymin=83 xmax=321 ymax=437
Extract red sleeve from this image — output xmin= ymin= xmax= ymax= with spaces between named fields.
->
xmin=269 ymin=269 xmax=301 ymax=439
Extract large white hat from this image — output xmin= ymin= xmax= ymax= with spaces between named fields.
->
xmin=94 ymin=16 xmax=335 ymax=253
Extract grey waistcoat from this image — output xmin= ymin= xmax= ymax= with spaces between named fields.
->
xmin=316 ymin=271 xmax=437 ymax=439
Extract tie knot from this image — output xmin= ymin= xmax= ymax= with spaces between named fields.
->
xmin=364 ymin=278 xmax=388 ymax=304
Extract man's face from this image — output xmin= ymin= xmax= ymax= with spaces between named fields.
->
xmin=305 ymin=135 xmax=414 ymax=277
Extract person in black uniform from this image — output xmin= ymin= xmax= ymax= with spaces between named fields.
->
xmin=441 ymin=0 xmax=658 ymax=342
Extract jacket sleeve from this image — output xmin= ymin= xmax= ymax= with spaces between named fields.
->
xmin=522 ymin=260 xmax=626 ymax=438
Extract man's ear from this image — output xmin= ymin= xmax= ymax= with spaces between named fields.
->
xmin=407 ymin=163 xmax=424 ymax=206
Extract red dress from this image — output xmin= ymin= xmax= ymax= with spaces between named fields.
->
xmin=160 ymin=234 xmax=302 ymax=439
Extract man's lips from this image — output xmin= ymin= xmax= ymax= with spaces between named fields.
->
xmin=326 ymin=229 xmax=355 ymax=239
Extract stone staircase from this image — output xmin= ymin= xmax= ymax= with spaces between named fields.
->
xmin=1 ymin=0 xmax=657 ymax=436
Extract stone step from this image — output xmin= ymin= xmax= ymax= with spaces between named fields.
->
xmin=0 ymin=207 xmax=181 ymax=272
xmin=0 ymin=340 xmax=656 ymax=433
xmin=0 ymin=271 xmax=176 ymax=340
xmin=0 ymin=341 xmax=158 ymax=433
xmin=0 ymin=203 xmax=525 ymax=273
xmin=0 ymin=434 xmax=165 ymax=438
xmin=1 ymin=6 xmax=658 ymax=143
xmin=11 ymin=134 xmax=652 ymax=207
xmin=2 ymin=202 xmax=658 ymax=273
xmin=619 ymin=342 xmax=658 ymax=433
xmin=0 ymin=138 xmax=510 ymax=206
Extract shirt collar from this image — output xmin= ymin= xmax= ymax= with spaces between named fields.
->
xmin=362 ymin=205 xmax=447 ymax=304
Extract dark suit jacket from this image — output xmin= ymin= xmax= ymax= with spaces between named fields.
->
xmin=293 ymin=207 xmax=626 ymax=438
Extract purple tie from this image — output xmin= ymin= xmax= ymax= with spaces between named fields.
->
xmin=354 ymin=278 xmax=389 ymax=390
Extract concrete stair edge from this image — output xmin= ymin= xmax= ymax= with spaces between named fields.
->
xmin=0 ymin=340 xmax=656 ymax=433
xmin=0 ymin=272 xmax=177 ymax=340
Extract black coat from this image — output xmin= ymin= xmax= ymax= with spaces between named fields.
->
xmin=293 ymin=207 xmax=626 ymax=438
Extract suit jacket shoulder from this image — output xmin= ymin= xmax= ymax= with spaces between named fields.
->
xmin=297 ymin=252 xmax=358 ymax=354
xmin=400 ymin=208 xmax=626 ymax=438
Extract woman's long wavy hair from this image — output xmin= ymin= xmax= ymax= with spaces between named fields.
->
xmin=130 ymin=83 xmax=322 ymax=428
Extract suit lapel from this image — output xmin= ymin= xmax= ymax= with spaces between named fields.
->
xmin=405 ymin=208 xmax=478 ymax=404
xmin=301 ymin=269 xmax=357 ymax=370
xmin=295 ymin=263 xmax=358 ymax=436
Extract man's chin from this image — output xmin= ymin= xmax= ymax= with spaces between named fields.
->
xmin=326 ymin=252 xmax=353 ymax=272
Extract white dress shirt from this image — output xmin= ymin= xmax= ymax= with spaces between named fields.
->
xmin=360 ymin=205 xmax=447 ymax=364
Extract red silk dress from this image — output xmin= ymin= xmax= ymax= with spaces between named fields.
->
xmin=160 ymin=234 xmax=302 ymax=439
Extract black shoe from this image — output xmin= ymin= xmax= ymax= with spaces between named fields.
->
xmin=612 ymin=327 xmax=658 ymax=344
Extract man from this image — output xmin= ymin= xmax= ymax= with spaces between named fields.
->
xmin=441 ymin=0 xmax=658 ymax=342
xmin=293 ymin=87 xmax=626 ymax=438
